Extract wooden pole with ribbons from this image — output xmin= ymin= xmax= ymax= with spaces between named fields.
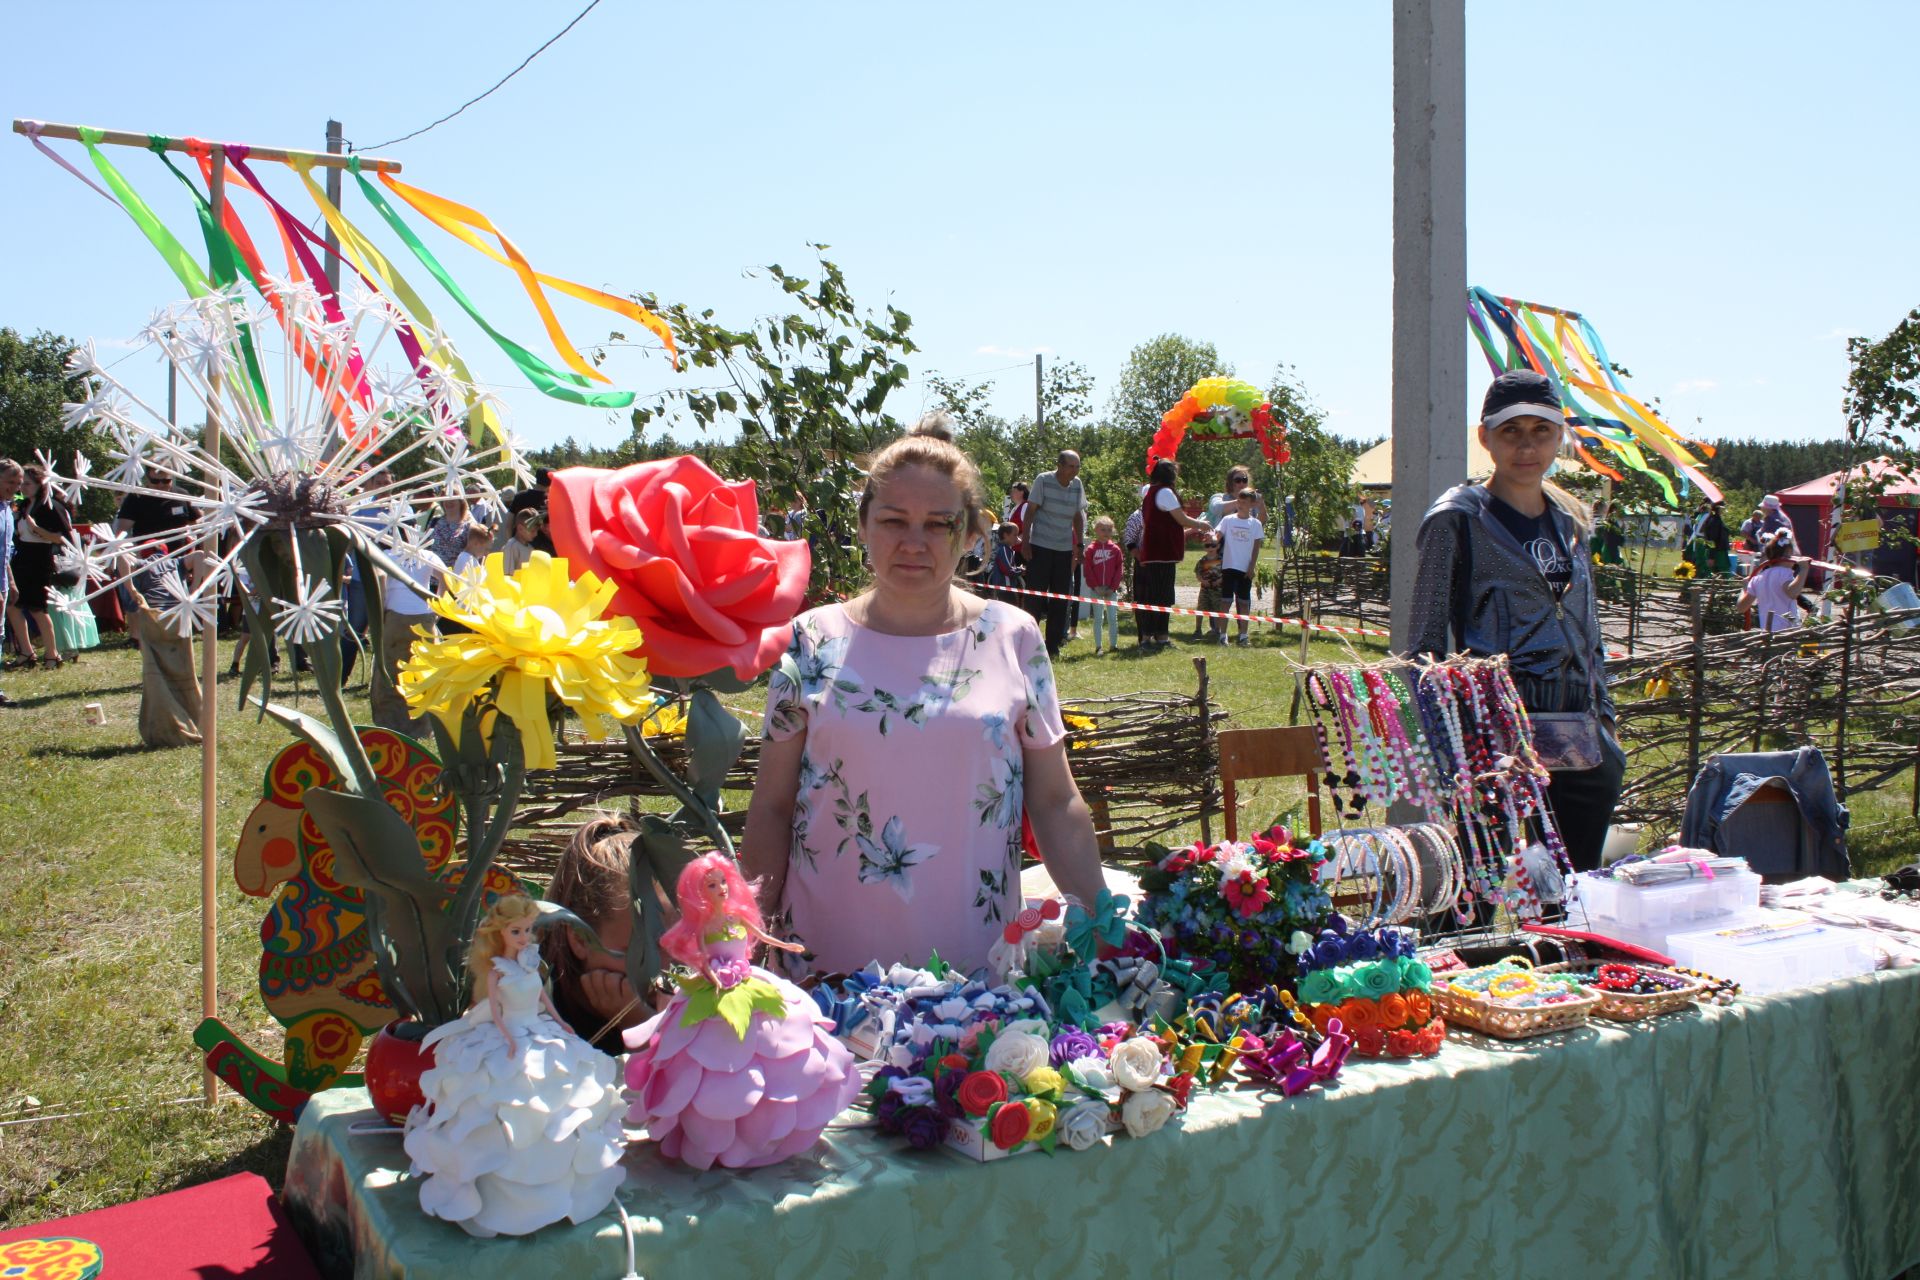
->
xmin=199 ymin=146 xmax=224 ymax=1105
xmin=9 ymin=120 xmax=403 ymax=173
xmin=11 ymin=118 xmax=403 ymax=1106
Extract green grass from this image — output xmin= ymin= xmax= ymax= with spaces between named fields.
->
xmin=2 ymin=613 xmax=1912 ymax=1227
xmin=0 ymin=639 xmax=337 ymax=1226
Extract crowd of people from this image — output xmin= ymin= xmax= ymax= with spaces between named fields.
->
xmin=967 ymin=453 xmax=1275 ymax=656
xmin=0 ymin=458 xmax=562 ymax=728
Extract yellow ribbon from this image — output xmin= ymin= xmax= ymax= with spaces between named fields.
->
xmin=377 ymin=171 xmax=678 ymax=373
xmin=288 ymin=157 xmax=505 ymax=448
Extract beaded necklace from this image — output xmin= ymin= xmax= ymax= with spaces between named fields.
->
xmin=1307 ymin=671 xmax=1363 ymax=815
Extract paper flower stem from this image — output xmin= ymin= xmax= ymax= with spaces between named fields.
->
xmin=620 ymin=721 xmax=734 ymax=859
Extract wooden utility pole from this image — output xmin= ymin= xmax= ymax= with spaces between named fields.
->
xmin=1035 ymin=353 xmax=1044 ymax=428
xmin=323 ymin=120 xmax=344 ymax=295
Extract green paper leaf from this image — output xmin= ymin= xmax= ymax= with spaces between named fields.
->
xmin=304 ymin=786 xmax=460 ymax=1024
xmin=626 ymin=814 xmax=694 ymax=996
xmin=682 ymin=686 xmax=747 ymax=814
xmin=676 ymin=973 xmax=786 ymax=1039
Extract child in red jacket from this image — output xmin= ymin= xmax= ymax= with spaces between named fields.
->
xmin=1083 ymin=515 xmax=1125 ymax=654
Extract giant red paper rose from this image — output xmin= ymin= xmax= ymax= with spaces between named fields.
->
xmin=549 ymin=457 xmax=811 ymax=679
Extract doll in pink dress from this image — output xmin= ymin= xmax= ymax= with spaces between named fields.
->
xmin=623 ymin=854 xmax=860 ymax=1170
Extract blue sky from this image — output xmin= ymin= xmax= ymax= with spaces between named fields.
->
xmin=3 ymin=1 xmax=1916 ymax=457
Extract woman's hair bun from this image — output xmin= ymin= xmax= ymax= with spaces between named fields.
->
xmin=908 ymin=410 xmax=957 ymax=442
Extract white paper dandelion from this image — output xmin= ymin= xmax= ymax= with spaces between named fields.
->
xmin=52 ymin=281 xmax=514 ymax=652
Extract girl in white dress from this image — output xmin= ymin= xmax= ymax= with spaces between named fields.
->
xmin=403 ymin=895 xmax=627 ymax=1237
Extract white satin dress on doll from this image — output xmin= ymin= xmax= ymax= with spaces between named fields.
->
xmin=402 ymin=947 xmax=627 ymax=1236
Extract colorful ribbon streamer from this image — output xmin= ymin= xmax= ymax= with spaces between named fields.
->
xmin=1466 ymin=287 xmax=1722 ymax=503
xmin=74 ymin=127 xmax=213 ymax=298
xmin=351 ymin=161 xmax=634 ymax=409
xmin=221 ymin=147 xmax=373 ymax=402
xmin=25 ymin=127 xmax=673 ymax=420
xmin=170 ymin=142 xmax=363 ymax=426
xmin=376 ymin=170 xmax=677 ymax=370
xmin=288 ymin=156 xmax=503 ymax=446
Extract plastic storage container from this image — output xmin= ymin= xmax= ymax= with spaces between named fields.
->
xmin=1666 ymin=911 xmax=1877 ymax=996
xmin=1571 ymin=868 xmax=1762 ymax=935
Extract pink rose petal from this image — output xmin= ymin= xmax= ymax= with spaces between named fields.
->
xmin=745 ymin=1006 xmax=816 ymax=1060
xmin=689 ymin=1064 xmax=767 ymax=1121
xmin=758 ymin=1047 xmax=830 ymax=1103
xmin=642 ymin=1058 xmax=702 ymax=1119
xmin=686 ymin=1016 xmax=761 ymax=1073
xmin=792 ymin=1070 xmax=853 ymax=1132
xmin=621 ymin=1006 xmax=669 ymax=1053
xmin=647 ymin=1000 xmax=704 ymax=1060
xmin=677 ymin=1108 xmax=736 ymax=1168
xmin=733 ymin=1095 xmax=799 ymax=1150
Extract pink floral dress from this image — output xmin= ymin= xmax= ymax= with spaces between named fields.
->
xmin=764 ymin=600 xmax=1066 ymax=974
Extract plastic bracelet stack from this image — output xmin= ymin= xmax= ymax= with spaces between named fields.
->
xmin=1303 ymin=653 xmax=1571 ymax=921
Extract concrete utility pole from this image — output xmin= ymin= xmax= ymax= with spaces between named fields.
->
xmin=1035 ymin=353 xmax=1044 ymax=428
xmin=1388 ymin=0 xmax=1468 ymax=651
xmin=324 ymin=120 xmax=344 ymax=295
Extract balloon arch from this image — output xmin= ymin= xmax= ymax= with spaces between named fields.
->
xmin=1146 ymin=377 xmax=1291 ymax=473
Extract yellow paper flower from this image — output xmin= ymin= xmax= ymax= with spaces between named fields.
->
xmin=398 ymin=551 xmax=653 ymax=771
xmin=641 ymin=701 xmax=688 ymax=739
xmin=1062 ymin=712 xmax=1100 ymax=751
xmin=1022 ymin=1066 xmax=1064 ymax=1098
xmin=1023 ymin=1097 xmax=1057 ymax=1142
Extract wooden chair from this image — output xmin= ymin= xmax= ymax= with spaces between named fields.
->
xmin=1217 ymin=726 xmax=1327 ymax=842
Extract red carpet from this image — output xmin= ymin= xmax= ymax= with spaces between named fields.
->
xmin=0 ymin=1173 xmax=320 ymax=1279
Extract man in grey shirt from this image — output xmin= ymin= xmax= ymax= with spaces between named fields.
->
xmin=1022 ymin=450 xmax=1086 ymax=657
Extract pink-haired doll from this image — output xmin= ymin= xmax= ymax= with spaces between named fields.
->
xmin=624 ymin=854 xmax=859 ymax=1169
xmin=659 ymin=853 xmax=801 ymax=989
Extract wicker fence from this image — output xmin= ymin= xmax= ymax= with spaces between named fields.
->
xmin=499 ymin=662 xmax=1227 ymax=885
xmin=1263 ymin=551 xmax=1751 ymax=654
xmin=1605 ymin=602 xmax=1920 ymax=830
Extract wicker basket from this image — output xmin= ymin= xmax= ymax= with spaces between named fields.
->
xmin=1576 ymin=968 xmax=1706 ymax=1022
xmin=1433 ymin=965 xmax=1602 ymax=1040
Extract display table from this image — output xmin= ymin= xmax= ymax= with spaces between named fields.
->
xmin=284 ymin=968 xmax=1920 ymax=1280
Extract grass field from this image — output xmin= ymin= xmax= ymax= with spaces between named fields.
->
xmin=1 ymin=609 xmax=1912 ymax=1228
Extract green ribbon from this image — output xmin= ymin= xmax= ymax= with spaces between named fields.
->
xmin=349 ymin=160 xmax=633 ymax=409
xmin=148 ymin=139 xmax=272 ymax=412
xmin=78 ymin=126 xmax=212 ymax=297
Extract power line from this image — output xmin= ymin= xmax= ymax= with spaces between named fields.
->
xmin=355 ymin=0 xmax=606 ymax=152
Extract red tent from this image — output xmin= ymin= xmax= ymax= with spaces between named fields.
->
xmin=1774 ymin=456 xmax=1920 ymax=584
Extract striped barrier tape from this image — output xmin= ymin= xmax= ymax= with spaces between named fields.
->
xmin=985 ymin=582 xmax=1393 ymax=639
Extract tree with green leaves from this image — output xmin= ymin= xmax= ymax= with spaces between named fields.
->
xmin=0 ymin=327 xmax=116 ymax=519
xmin=618 ymin=249 xmax=917 ymax=596
xmin=1261 ymin=363 xmax=1356 ymax=549
xmin=1838 ymin=309 xmax=1920 ymax=594
xmin=927 ymin=360 xmax=1102 ymax=514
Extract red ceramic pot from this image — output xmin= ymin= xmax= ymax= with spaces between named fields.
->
xmin=364 ymin=1020 xmax=436 ymax=1124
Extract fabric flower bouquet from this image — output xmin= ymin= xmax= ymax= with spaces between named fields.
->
xmin=842 ymin=949 xmax=1195 ymax=1161
xmin=865 ymin=1012 xmax=1191 ymax=1160
xmin=1137 ymin=826 xmax=1334 ymax=992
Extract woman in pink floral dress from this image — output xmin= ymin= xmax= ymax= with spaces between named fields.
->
xmin=741 ymin=416 xmax=1105 ymax=975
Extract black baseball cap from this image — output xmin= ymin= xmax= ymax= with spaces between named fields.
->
xmin=1480 ymin=370 xmax=1566 ymax=429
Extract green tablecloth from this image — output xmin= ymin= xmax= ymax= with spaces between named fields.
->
xmin=283 ymin=968 xmax=1920 ymax=1279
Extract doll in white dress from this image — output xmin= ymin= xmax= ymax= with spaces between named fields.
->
xmin=403 ymin=895 xmax=628 ymax=1237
